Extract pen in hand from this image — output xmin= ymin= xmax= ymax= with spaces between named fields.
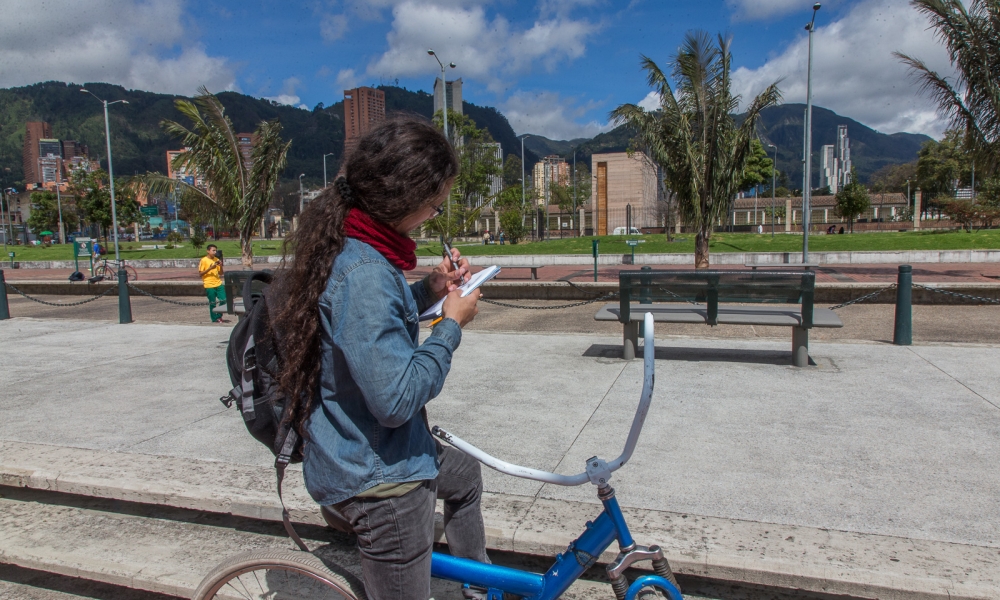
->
xmin=441 ymin=241 xmax=460 ymax=272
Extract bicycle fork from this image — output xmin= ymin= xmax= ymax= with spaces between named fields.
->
xmin=598 ymin=485 xmax=680 ymax=600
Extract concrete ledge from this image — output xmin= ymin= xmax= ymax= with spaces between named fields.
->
xmin=7 ymin=279 xmax=1000 ymax=304
xmin=1 ymin=441 xmax=996 ymax=600
xmin=13 ymin=249 xmax=1000 ymax=270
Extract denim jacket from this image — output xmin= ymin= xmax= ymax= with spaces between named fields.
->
xmin=302 ymin=238 xmax=462 ymax=506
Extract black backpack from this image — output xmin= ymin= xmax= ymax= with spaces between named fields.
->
xmin=220 ymin=271 xmax=308 ymax=550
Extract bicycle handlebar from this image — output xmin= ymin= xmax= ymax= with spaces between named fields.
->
xmin=432 ymin=313 xmax=656 ymax=487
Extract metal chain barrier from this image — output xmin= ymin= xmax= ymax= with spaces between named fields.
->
xmin=912 ymin=283 xmax=1000 ymax=305
xmin=126 ymin=282 xmax=207 ymax=307
xmin=481 ymin=292 xmax=619 ymax=310
xmin=828 ymin=284 xmax=897 ymax=310
xmin=4 ymin=283 xmax=117 ymax=307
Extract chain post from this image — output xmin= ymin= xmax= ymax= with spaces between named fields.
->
xmin=118 ymin=267 xmax=133 ymax=324
xmin=592 ymin=239 xmax=599 ymax=282
xmin=0 ymin=269 xmax=9 ymax=320
xmin=893 ymin=264 xmax=912 ymax=345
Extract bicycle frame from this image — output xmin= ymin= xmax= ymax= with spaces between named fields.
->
xmin=429 ymin=314 xmax=682 ymax=600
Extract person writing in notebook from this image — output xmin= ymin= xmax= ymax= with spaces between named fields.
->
xmin=273 ymin=116 xmax=486 ymax=600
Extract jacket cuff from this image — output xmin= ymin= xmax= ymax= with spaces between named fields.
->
xmin=429 ymin=318 xmax=462 ymax=350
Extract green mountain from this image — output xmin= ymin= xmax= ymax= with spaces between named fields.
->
xmin=523 ymin=135 xmax=589 ymax=158
xmin=0 ymin=81 xmax=536 ymax=190
xmin=534 ymin=104 xmax=931 ymax=186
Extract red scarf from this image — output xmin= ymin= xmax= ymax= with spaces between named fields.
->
xmin=343 ymin=208 xmax=417 ymax=270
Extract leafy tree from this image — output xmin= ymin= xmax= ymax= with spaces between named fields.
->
xmin=503 ymin=155 xmax=523 ymax=188
xmin=916 ymin=129 xmax=972 ymax=201
xmin=27 ymin=191 xmax=78 ymax=236
xmin=68 ymin=168 xmax=145 ymax=243
xmin=740 ymin=139 xmax=774 ymax=190
xmin=428 ymin=110 xmax=502 ymax=239
xmin=979 ymin=176 xmax=1000 ymax=208
xmin=834 ymin=168 xmax=871 ymax=233
xmin=870 ymin=161 xmax=918 ymax=193
xmin=191 ymin=226 xmax=206 ymax=250
xmin=493 ymin=181 xmax=528 ymax=244
xmin=549 ymin=162 xmax=592 ymax=214
xmin=135 ymin=87 xmax=291 ymax=267
xmin=941 ymin=198 xmax=978 ymax=231
xmin=611 ymin=32 xmax=781 ymax=267
xmin=897 ymin=0 xmax=1000 ymax=175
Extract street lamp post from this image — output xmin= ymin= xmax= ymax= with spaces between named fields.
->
xmin=81 ymin=89 xmax=129 ymax=261
xmin=520 ymin=135 xmax=530 ymax=230
xmin=428 ymin=49 xmax=456 ymax=240
xmin=323 ymin=153 xmax=335 ymax=189
xmin=56 ymin=179 xmax=65 ymax=244
xmin=802 ymin=3 xmax=821 ymax=263
xmin=298 ymin=173 xmax=306 ymax=214
xmin=767 ymin=143 xmax=777 ymax=238
xmin=1 ymin=188 xmax=9 ymax=252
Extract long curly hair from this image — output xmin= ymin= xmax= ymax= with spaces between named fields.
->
xmin=273 ymin=116 xmax=458 ymax=437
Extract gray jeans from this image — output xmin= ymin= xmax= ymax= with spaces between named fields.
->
xmin=333 ymin=445 xmax=489 ymax=600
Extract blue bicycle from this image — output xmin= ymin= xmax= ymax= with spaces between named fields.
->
xmin=194 ymin=314 xmax=681 ymax=600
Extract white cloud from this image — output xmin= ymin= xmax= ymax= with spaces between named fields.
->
xmin=365 ymin=1 xmax=599 ymax=91
xmin=336 ymin=69 xmax=359 ymax=89
xmin=731 ymin=0 xmax=955 ymax=136
xmin=637 ymin=90 xmax=659 ymax=111
xmin=320 ymin=14 xmax=349 ymax=42
xmin=0 ymin=0 xmax=236 ymax=95
xmin=502 ymin=91 xmax=612 ymax=139
xmin=726 ymin=0 xmax=825 ymax=21
xmin=265 ymin=77 xmax=308 ymax=109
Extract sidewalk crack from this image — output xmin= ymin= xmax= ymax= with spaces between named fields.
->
xmin=906 ymin=347 xmax=1000 ymax=412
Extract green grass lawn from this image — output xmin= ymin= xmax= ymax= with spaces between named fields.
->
xmin=8 ymin=229 xmax=1000 ymax=262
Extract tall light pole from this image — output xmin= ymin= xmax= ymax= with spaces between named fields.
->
xmin=56 ymin=182 xmax=65 ymax=244
xmin=802 ymin=3 xmax=820 ymax=263
xmin=81 ymin=89 xmax=129 ymax=261
xmin=323 ymin=153 xmax=335 ymax=189
xmin=767 ymin=143 xmax=777 ymax=238
xmin=1 ymin=188 xmax=9 ymax=252
xmin=428 ymin=49 xmax=456 ymax=240
xmin=520 ymin=135 xmax=530 ymax=229
xmin=298 ymin=173 xmax=306 ymax=215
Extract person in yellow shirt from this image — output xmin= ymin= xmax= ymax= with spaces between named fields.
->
xmin=198 ymin=244 xmax=227 ymax=323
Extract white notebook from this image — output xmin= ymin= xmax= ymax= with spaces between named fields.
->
xmin=420 ymin=265 xmax=501 ymax=321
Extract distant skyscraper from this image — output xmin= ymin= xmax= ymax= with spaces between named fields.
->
xmin=236 ymin=133 xmax=256 ymax=174
xmin=433 ymin=78 xmax=463 ymax=117
xmin=37 ymin=139 xmax=62 ymax=185
xmin=23 ymin=121 xmax=52 ymax=185
xmin=343 ymin=87 xmax=386 ymax=156
xmin=820 ymin=144 xmax=838 ymax=193
xmin=837 ymin=125 xmax=851 ymax=189
xmin=533 ymin=156 xmax=570 ymax=206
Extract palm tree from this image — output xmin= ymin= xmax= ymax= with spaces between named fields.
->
xmin=134 ymin=87 xmax=290 ymax=267
xmin=896 ymin=0 xmax=1000 ymax=175
xmin=611 ymin=32 xmax=781 ymax=268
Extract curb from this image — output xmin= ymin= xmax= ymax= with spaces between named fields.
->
xmin=7 ymin=279 xmax=1000 ymax=305
xmin=0 ymin=441 xmax=996 ymax=600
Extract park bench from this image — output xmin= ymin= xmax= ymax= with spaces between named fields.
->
xmin=211 ymin=271 xmax=268 ymax=320
xmin=745 ymin=261 xmax=819 ymax=270
xmin=594 ymin=268 xmax=843 ymax=366
xmin=498 ymin=266 xmax=544 ymax=280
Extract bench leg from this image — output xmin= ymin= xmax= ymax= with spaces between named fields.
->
xmin=623 ymin=321 xmax=639 ymax=360
xmin=792 ymin=327 xmax=809 ymax=367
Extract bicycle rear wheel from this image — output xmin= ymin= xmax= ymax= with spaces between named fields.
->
xmin=192 ymin=549 xmax=367 ymax=600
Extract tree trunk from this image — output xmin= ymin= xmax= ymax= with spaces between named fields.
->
xmin=240 ymin=234 xmax=253 ymax=269
xmin=695 ymin=230 xmax=710 ymax=269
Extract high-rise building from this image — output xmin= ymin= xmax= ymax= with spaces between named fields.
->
xmin=820 ymin=144 xmax=838 ymax=193
xmin=837 ymin=125 xmax=851 ymax=189
xmin=237 ymin=133 xmax=256 ymax=174
xmin=343 ymin=87 xmax=386 ymax=156
xmin=166 ymin=149 xmax=205 ymax=189
xmin=433 ymin=78 xmax=463 ymax=117
xmin=37 ymin=138 xmax=63 ymax=185
xmin=533 ymin=156 xmax=570 ymax=206
xmin=23 ymin=122 xmax=52 ymax=185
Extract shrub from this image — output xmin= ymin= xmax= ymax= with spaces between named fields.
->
xmin=191 ymin=227 xmax=206 ymax=250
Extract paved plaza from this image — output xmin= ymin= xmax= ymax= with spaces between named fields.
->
xmin=1 ymin=315 xmax=998 ymax=598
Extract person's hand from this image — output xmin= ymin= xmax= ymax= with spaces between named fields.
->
xmin=427 ymin=247 xmax=470 ymax=299
xmin=442 ymin=288 xmax=480 ymax=328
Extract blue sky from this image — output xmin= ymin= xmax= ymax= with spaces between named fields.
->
xmin=0 ymin=0 xmax=954 ymax=139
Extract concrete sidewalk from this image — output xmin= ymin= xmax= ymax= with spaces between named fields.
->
xmin=1 ymin=318 xmax=999 ymax=598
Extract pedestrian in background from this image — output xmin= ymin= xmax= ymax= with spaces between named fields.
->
xmin=198 ymin=244 xmax=228 ymax=323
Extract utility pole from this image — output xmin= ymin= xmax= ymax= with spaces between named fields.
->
xmin=802 ymin=3 xmax=821 ymax=263
xmin=81 ymin=89 xmax=129 ymax=261
xmin=768 ymin=143 xmax=777 ymax=238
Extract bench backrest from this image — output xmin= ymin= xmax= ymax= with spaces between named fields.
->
xmin=618 ymin=268 xmax=816 ymax=327
xmin=223 ymin=271 xmax=269 ymax=314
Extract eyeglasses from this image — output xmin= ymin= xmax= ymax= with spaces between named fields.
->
xmin=432 ymin=203 xmax=445 ymax=217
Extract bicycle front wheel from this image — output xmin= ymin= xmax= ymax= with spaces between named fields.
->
xmin=192 ymin=549 xmax=367 ymax=600
xmin=94 ymin=265 xmax=113 ymax=280
xmin=124 ymin=265 xmax=138 ymax=281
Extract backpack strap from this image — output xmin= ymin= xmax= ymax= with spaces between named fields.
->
xmin=275 ymin=430 xmax=309 ymax=552
xmin=239 ymin=335 xmax=256 ymax=421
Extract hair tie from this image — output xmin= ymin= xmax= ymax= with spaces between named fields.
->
xmin=334 ymin=177 xmax=354 ymax=204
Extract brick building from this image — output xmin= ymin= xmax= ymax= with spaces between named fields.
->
xmin=22 ymin=122 xmax=53 ymax=186
xmin=590 ymin=152 xmax=659 ymax=235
